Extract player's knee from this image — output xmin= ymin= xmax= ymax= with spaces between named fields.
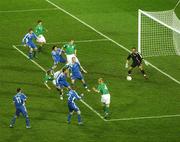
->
xmin=70 ymin=112 xmax=73 ymax=115
xmin=77 ymin=110 xmax=81 ymax=115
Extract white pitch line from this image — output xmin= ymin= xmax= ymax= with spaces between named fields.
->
xmin=12 ymin=45 xmax=46 ymax=72
xmin=106 ymin=114 xmax=180 ymax=122
xmin=46 ymin=0 xmax=180 ymax=85
xmin=0 ymin=8 xmax=58 ymax=13
xmin=12 ymin=45 xmax=105 ymax=121
xmin=14 ymin=38 xmax=109 ymax=47
xmin=80 ymin=100 xmax=105 ymax=120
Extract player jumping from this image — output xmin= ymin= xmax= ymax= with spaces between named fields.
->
xmin=35 ymin=20 xmax=47 ymax=52
xmin=62 ymin=40 xmax=86 ymax=72
xmin=67 ymin=89 xmax=83 ymax=125
xmin=68 ymin=57 xmax=90 ymax=92
xmin=22 ymin=28 xmax=38 ymax=59
xmin=92 ymin=78 xmax=111 ymax=119
xmin=10 ymin=88 xmax=31 ymax=128
xmin=125 ymin=48 xmax=147 ymax=79
xmin=51 ymin=45 xmax=66 ymax=70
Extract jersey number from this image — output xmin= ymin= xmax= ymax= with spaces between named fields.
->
xmin=16 ymin=97 xmax=22 ymax=104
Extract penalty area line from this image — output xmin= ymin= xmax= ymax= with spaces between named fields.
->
xmin=12 ymin=45 xmax=105 ymax=121
xmin=14 ymin=38 xmax=109 ymax=47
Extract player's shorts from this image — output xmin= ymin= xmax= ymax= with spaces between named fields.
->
xmin=54 ymin=57 xmax=66 ymax=65
xmin=56 ymin=81 xmax=70 ymax=89
xmin=131 ymin=62 xmax=142 ymax=68
xmin=68 ymin=102 xmax=80 ymax=112
xmin=16 ymin=106 xmax=28 ymax=117
xmin=71 ymin=73 xmax=83 ymax=80
xmin=26 ymin=42 xmax=37 ymax=49
xmin=66 ymin=54 xmax=80 ymax=64
xmin=37 ymin=35 xmax=46 ymax=43
xmin=101 ymin=94 xmax=110 ymax=105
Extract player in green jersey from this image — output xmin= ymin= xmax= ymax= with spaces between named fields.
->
xmin=44 ymin=69 xmax=54 ymax=90
xmin=93 ymin=78 xmax=111 ymax=119
xmin=35 ymin=20 xmax=47 ymax=52
xmin=62 ymin=40 xmax=87 ymax=73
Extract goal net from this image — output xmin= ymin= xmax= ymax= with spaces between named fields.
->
xmin=138 ymin=9 xmax=180 ymax=57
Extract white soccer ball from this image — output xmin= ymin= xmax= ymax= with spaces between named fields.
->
xmin=126 ymin=76 xmax=132 ymax=81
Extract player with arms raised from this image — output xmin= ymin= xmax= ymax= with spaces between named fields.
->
xmin=10 ymin=88 xmax=31 ymax=128
xmin=22 ymin=28 xmax=38 ymax=59
xmin=35 ymin=20 xmax=47 ymax=52
xmin=125 ymin=48 xmax=147 ymax=80
xmin=93 ymin=78 xmax=111 ymax=119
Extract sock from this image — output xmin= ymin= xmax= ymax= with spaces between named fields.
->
xmin=25 ymin=116 xmax=30 ymax=127
xmin=105 ymin=106 xmax=109 ymax=114
xmin=140 ymin=69 xmax=145 ymax=75
xmin=77 ymin=114 xmax=82 ymax=123
xmin=33 ymin=51 xmax=37 ymax=58
xmin=29 ymin=52 xmax=33 ymax=59
xmin=67 ymin=114 xmax=72 ymax=122
xmin=128 ymin=70 xmax=132 ymax=75
xmin=83 ymin=83 xmax=87 ymax=89
xmin=10 ymin=116 xmax=16 ymax=126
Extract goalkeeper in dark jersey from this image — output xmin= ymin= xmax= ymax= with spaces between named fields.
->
xmin=125 ymin=48 xmax=147 ymax=79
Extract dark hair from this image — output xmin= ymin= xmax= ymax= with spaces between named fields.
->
xmin=52 ymin=45 xmax=57 ymax=50
xmin=28 ymin=28 xmax=33 ymax=32
xmin=17 ymin=88 xmax=21 ymax=93
xmin=37 ymin=20 xmax=42 ymax=23
xmin=62 ymin=67 xmax=68 ymax=72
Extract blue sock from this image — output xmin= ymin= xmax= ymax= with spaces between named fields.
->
xmin=67 ymin=114 xmax=72 ymax=123
xmin=25 ymin=116 xmax=30 ymax=127
xmin=77 ymin=114 xmax=82 ymax=123
xmin=10 ymin=116 xmax=16 ymax=126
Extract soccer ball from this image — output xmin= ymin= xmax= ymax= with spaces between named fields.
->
xmin=126 ymin=75 xmax=132 ymax=81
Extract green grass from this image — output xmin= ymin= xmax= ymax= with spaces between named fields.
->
xmin=0 ymin=0 xmax=180 ymax=142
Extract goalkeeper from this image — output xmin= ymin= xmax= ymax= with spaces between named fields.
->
xmin=125 ymin=48 xmax=148 ymax=79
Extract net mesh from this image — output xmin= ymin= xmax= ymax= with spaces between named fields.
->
xmin=139 ymin=10 xmax=180 ymax=57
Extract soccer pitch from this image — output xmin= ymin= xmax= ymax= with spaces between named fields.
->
xmin=0 ymin=0 xmax=180 ymax=142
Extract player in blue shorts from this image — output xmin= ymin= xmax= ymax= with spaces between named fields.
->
xmin=51 ymin=45 xmax=66 ymax=69
xmin=56 ymin=67 xmax=71 ymax=100
xmin=67 ymin=89 xmax=83 ymax=125
xmin=10 ymin=88 xmax=30 ymax=128
xmin=68 ymin=57 xmax=90 ymax=92
xmin=22 ymin=28 xmax=38 ymax=59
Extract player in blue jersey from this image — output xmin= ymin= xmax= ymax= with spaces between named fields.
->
xmin=22 ymin=28 xmax=38 ymax=59
xmin=56 ymin=67 xmax=71 ymax=100
xmin=67 ymin=89 xmax=83 ymax=125
xmin=51 ymin=45 xmax=66 ymax=69
xmin=68 ymin=57 xmax=90 ymax=92
xmin=10 ymin=88 xmax=30 ymax=128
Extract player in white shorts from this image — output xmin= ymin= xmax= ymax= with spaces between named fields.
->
xmin=93 ymin=78 xmax=111 ymax=119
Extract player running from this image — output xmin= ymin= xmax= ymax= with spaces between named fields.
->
xmin=51 ymin=45 xmax=66 ymax=70
xmin=62 ymin=40 xmax=86 ymax=72
xmin=68 ymin=57 xmax=90 ymax=92
xmin=10 ymin=88 xmax=31 ymax=128
xmin=35 ymin=20 xmax=47 ymax=52
xmin=125 ymin=48 xmax=147 ymax=79
xmin=67 ymin=89 xmax=83 ymax=125
xmin=92 ymin=78 xmax=111 ymax=119
xmin=55 ymin=67 xmax=71 ymax=100
xmin=22 ymin=28 xmax=38 ymax=59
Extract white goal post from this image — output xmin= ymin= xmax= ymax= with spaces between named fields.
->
xmin=138 ymin=9 xmax=180 ymax=57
